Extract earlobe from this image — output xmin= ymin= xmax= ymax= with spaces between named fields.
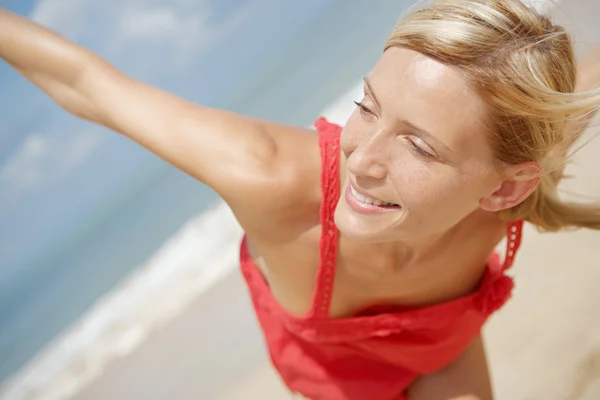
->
xmin=479 ymin=162 xmax=541 ymax=212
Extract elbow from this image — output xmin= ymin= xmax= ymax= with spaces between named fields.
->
xmin=59 ymin=54 xmax=111 ymax=123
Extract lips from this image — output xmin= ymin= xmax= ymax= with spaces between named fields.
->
xmin=349 ymin=185 xmax=399 ymax=207
xmin=344 ymin=183 xmax=401 ymax=215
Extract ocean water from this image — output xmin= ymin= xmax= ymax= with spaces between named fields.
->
xmin=0 ymin=1 xmax=414 ymax=397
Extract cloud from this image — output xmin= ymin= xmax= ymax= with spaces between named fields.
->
xmin=114 ymin=3 xmax=215 ymax=67
xmin=30 ymin=0 xmax=261 ymax=70
xmin=0 ymin=130 xmax=105 ymax=196
xmin=0 ymin=134 xmax=48 ymax=188
xmin=30 ymin=0 xmax=100 ymax=38
xmin=112 ymin=0 xmax=261 ymax=69
xmin=121 ymin=7 xmax=184 ymax=39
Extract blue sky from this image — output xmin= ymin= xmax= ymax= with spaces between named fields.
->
xmin=0 ymin=0 xmax=340 ymax=287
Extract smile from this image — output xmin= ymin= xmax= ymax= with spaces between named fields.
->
xmin=344 ymin=183 xmax=401 ymax=215
xmin=350 ymin=185 xmax=399 ymax=207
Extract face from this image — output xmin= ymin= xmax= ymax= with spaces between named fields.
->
xmin=335 ymin=47 xmax=505 ymax=243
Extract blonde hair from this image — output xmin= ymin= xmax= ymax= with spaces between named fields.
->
xmin=385 ymin=0 xmax=600 ymax=232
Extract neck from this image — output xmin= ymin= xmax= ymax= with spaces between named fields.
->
xmin=404 ymin=209 xmax=504 ymax=265
xmin=359 ymin=209 xmax=505 ymax=306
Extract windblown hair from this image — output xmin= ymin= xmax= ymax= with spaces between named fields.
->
xmin=386 ymin=0 xmax=600 ymax=231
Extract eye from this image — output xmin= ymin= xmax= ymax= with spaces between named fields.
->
xmin=353 ymin=100 xmax=373 ymax=116
xmin=407 ymin=137 xmax=435 ymax=159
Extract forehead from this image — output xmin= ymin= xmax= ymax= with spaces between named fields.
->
xmin=369 ymin=47 xmax=489 ymax=155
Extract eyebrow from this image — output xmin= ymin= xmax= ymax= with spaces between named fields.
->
xmin=362 ymin=76 xmax=455 ymax=155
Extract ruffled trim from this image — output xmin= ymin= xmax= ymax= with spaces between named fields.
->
xmin=474 ymin=274 xmax=514 ymax=314
xmin=311 ymin=117 xmax=342 ymax=318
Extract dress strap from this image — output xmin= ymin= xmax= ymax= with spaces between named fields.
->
xmin=502 ymin=220 xmax=524 ymax=271
xmin=310 ymin=117 xmax=341 ymax=318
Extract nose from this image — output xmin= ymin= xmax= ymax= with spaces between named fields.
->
xmin=345 ymin=131 xmax=388 ymax=181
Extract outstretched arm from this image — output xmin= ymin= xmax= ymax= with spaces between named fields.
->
xmin=407 ymin=335 xmax=493 ymax=400
xmin=0 ymin=8 xmax=314 ymax=229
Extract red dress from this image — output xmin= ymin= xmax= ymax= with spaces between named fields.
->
xmin=239 ymin=117 xmax=523 ymax=400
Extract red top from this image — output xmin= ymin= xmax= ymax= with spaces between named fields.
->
xmin=239 ymin=117 xmax=523 ymax=400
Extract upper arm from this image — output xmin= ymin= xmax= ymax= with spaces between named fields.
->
xmin=77 ymin=57 xmax=317 ymax=225
xmin=406 ymin=335 xmax=494 ymax=400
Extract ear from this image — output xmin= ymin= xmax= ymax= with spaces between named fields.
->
xmin=479 ymin=162 xmax=541 ymax=212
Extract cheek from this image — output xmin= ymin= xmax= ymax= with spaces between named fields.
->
xmin=388 ymin=155 xmax=440 ymax=198
xmin=389 ymin=159 xmax=478 ymax=210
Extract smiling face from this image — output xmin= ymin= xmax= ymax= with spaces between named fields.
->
xmin=335 ymin=47 xmax=506 ymax=243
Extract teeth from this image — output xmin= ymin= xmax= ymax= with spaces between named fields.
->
xmin=350 ymin=185 xmax=398 ymax=207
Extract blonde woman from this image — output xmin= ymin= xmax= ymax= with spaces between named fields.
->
xmin=2 ymin=1 xmax=600 ymax=399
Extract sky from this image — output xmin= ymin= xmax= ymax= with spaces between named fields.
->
xmin=0 ymin=0 xmax=341 ymax=290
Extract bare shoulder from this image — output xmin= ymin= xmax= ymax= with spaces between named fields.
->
xmin=229 ymin=121 xmax=324 ymax=239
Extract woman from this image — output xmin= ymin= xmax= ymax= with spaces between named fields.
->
xmin=2 ymin=0 xmax=600 ymax=399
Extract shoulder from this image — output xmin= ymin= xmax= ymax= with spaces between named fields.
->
xmin=231 ymin=121 xmax=325 ymax=239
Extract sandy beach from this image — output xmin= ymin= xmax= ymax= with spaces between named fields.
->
xmin=6 ymin=0 xmax=600 ymax=399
